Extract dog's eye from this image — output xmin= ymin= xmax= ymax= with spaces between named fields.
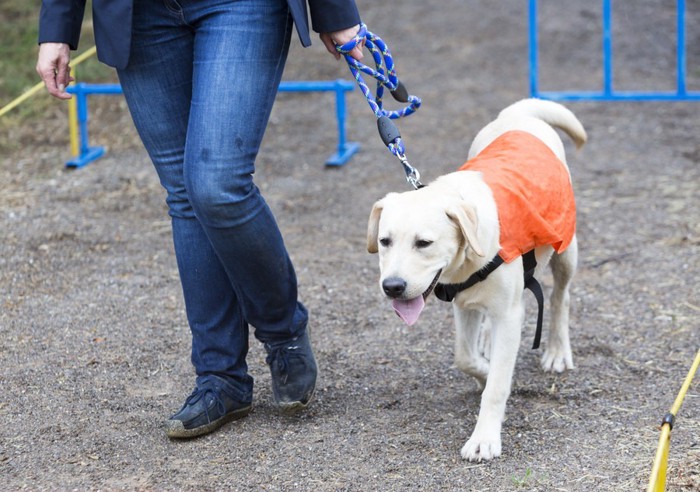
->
xmin=379 ymin=237 xmax=392 ymax=247
xmin=415 ymin=239 xmax=433 ymax=249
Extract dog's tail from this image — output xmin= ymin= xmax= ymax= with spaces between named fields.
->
xmin=498 ymin=98 xmax=587 ymax=149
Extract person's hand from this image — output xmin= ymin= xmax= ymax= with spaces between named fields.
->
xmin=320 ymin=24 xmax=364 ymax=61
xmin=36 ymin=42 xmax=74 ymax=100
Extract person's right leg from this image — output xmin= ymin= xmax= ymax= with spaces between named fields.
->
xmin=117 ymin=0 xmax=317 ymax=434
xmin=117 ymin=0 xmax=254 ymax=437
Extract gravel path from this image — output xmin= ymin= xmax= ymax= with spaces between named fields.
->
xmin=1 ymin=1 xmax=698 ymax=490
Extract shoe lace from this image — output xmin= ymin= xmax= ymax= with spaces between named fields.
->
xmin=265 ymin=342 xmax=300 ymax=384
xmin=185 ymin=387 xmax=226 ymax=422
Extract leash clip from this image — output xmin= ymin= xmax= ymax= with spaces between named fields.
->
xmin=398 ymin=153 xmax=423 ymax=190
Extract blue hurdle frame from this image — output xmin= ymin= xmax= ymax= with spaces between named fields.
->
xmin=528 ymin=0 xmax=700 ymax=101
xmin=65 ymin=80 xmax=360 ymax=168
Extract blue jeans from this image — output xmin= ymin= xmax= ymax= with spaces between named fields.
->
xmin=117 ymin=0 xmax=306 ymax=402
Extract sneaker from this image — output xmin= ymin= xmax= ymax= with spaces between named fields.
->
xmin=165 ymin=377 xmax=251 ymax=438
xmin=264 ymin=330 xmax=318 ymax=414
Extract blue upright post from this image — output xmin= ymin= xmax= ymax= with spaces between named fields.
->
xmin=602 ymin=0 xmax=613 ymax=97
xmin=66 ymin=83 xmax=105 ymax=168
xmin=528 ymin=0 xmax=539 ymax=97
xmin=677 ymin=0 xmax=687 ymax=96
xmin=326 ymin=80 xmax=361 ymax=166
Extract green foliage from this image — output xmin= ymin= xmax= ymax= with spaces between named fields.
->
xmin=511 ymin=468 xmax=534 ymax=487
xmin=0 ymin=2 xmax=41 ymax=102
xmin=0 ymin=0 xmax=116 ymax=117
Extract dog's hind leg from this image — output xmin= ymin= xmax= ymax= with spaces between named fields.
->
xmin=541 ymin=236 xmax=577 ymax=372
xmin=454 ymin=308 xmax=490 ymax=389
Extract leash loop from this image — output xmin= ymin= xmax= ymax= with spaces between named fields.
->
xmin=336 ymin=24 xmax=422 ymax=120
xmin=337 ymin=23 xmax=423 ymax=189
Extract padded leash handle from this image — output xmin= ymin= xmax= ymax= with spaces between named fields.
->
xmin=336 ymin=23 xmax=424 ymax=189
xmin=336 ymin=24 xmax=422 ymax=120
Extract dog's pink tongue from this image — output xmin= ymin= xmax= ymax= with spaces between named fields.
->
xmin=392 ymin=297 xmax=425 ymax=326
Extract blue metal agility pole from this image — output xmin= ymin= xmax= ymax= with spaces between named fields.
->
xmin=65 ymin=80 xmax=359 ymax=168
xmin=529 ymin=0 xmax=700 ymax=101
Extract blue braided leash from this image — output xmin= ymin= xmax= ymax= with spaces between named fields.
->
xmin=336 ymin=23 xmax=424 ymax=189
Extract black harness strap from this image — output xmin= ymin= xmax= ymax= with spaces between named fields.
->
xmin=434 ymin=249 xmax=545 ymax=350
xmin=522 ymin=250 xmax=544 ymax=350
xmin=434 ymin=255 xmax=504 ymax=302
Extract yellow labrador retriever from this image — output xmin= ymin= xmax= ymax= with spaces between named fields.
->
xmin=367 ymin=99 xmax=586 ymax=461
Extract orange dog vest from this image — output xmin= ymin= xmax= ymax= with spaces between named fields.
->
xmin=458 ymin=130 xmax=576 ymax=263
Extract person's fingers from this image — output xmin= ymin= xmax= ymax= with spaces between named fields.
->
xmin=36 ymin=43 xmax=72 ymax=100
xmin=36 ymin=62 xmax=59 ymax=96
xmin=320 ymin=33 xmax=341 ymax=60
xmin=320 ymin=25 xmax=364 ymax=62
xmin=55 ymin=62 xmax=71 ymax=95
xmin=349 ymin=45 xmax=364 ymax=61
xmin=333 ymin=25 xmax=363 ymax=61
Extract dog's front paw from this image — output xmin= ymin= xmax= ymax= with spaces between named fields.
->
xmin=460 ymin=432 xmax=502 ymax=461
xmin=541 ymin=347 xmax=574 ymax=373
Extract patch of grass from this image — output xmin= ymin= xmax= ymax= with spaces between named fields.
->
xmin=0 ymin=2 xmax=42 ymax=102
xmin=511 ymin=467 xmax=534 ymax=487
xmin=0 ymin=0 xmax=116 ymax=118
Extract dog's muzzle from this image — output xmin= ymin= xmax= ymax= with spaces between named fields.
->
xmin=382 ymin=269 xmax=442 ymax=300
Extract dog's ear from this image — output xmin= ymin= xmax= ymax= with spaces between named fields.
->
xmin=367 ymin=199 xmax=385 ymax=254
xmin=446 ymin=203 xmax=485 ymax=257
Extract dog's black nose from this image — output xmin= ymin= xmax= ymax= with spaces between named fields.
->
xmin=382 ymin=277 xmax=407 ymax=298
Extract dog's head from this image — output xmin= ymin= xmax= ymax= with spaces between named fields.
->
xmin=367 ymin=185 xmax=485 ymax=325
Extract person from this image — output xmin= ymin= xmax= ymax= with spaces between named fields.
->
xmin=36 ymin=0 xmax=364 ymax=439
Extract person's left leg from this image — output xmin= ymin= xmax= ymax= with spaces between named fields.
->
xmin=181 ymin=0 xmax=317 ymax=412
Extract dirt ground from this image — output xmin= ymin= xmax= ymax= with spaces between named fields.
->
xmin=1 ymin=1 xmax=698 ymax=490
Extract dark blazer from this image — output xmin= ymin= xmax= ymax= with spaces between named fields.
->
xmin=39 ymin=0 xmax=360 ymax=69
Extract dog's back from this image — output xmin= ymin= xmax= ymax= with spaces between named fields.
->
xmin=468 ymin=98 xmax=587 ymax=163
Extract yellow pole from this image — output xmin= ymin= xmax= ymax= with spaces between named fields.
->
xmin=68 ymin=47 xmax=98 ymax=156
xmin=0 ymin=46 xmax=98 ymax=118
xmin=0 ymin=82 xmax=45 ymax=117
xmin=68 ymin=71 xmax=79 ymax=157
xmin=667 ymin=348 xmax=700 ymax=427
xmin=647 ymin=348 xmax=700 ymax=492
xmin=67 ymin=45 xmax=98 ymax=66
xmin=649 ymin=424 xmax=672 ymax=492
